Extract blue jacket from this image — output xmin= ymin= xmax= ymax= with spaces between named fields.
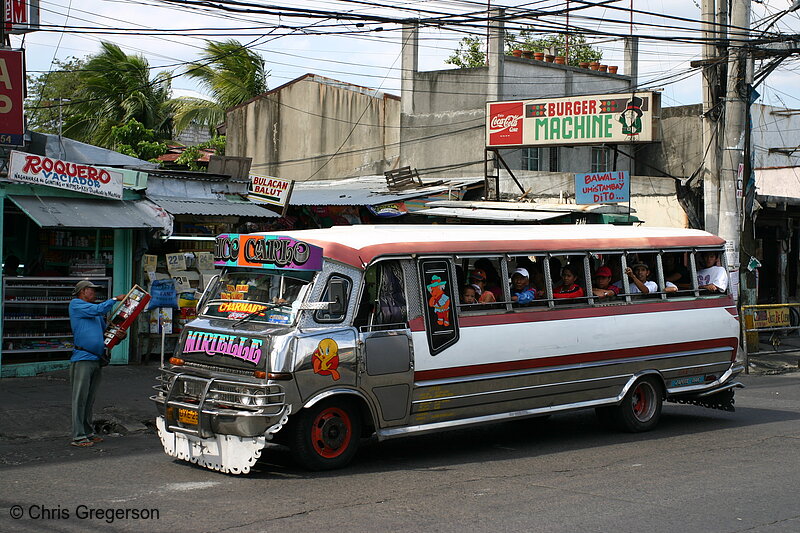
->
xmin=69 ymin=298 xmax=116 ymax=362
xmin=512 ymin=286 xmax=537 ymax=304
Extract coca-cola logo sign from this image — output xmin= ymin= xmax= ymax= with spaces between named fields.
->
xmin=489 ymin=114 xmax=521 ymax=131
xmin=488 ymin=102 xmax=524 ymax=145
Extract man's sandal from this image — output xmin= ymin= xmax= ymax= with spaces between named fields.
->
xmin=70 ymin=439 xmax=94 ymax=447
xmin=87 ymin=435 xmax=104 ymax=443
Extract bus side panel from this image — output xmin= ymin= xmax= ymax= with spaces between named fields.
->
xmin=408 ymin=306 xmax=738 ymax=425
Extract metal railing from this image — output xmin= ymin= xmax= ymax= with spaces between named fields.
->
xmin=741 ymin=304 xmax=800 ymax=372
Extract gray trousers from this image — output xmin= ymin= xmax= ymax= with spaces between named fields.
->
xmin=70 ymin=360 xmax=102 ymax=441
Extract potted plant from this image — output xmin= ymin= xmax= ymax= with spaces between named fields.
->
xmin=533 ymin=52 xmax=544 ymax=61
xmin=579 ymin=61 xmax=590 ymax=69
xmin=554 ymin=56 xmax=566 ymax=65
xmin=608 ymin=65 xmax=618 ymax=74
xmin=522 ymin=50 xmax=533 ymax=59
xmin=598 ymin=64 xmax=608 ymax=72
xmin=512 ymin=49 xmax=523 ymax=58
xmin=589 ymin=61 xmax=600 ymax=70
xmin=545 ymin=54 xmax=555 ymax=62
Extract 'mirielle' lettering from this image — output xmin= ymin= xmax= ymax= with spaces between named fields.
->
xmin=183 ymin=331 xmax=263 ymax=365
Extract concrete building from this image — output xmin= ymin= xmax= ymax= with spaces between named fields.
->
xmin=399 ymin=22 xmax=637 ymax=180
xmin=225 ymin=74 xmax=400 ymax=181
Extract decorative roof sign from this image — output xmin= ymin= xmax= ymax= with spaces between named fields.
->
xmin=7 ymin=150 xmax=124 ymax=199
xmin=575 ymin=170 xmax=629 ymax=205
xmin=214 ymin=234 xmax=323 ymax=271
xmin=486 ymin=91 xmax=660 ymax=148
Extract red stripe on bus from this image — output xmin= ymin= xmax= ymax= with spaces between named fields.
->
xmin=414 ymin=337 xmax=739 ymax=381
xmin=409 ymin=297 xmax=735 ymax=331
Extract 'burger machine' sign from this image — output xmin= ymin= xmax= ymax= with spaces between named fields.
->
xmin=486 ymin=91 xmax=659 ymax=148
xmin=8 ymin=150 xmax=124 ymax=200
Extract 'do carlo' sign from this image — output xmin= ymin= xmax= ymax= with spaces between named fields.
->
xmin=7 ymin=150 xmax=124 ymax=200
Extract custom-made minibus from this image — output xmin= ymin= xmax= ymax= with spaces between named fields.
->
xmin=152 ymin=225 xmax=743 ymax=473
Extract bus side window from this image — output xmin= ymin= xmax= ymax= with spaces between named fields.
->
xmin=354 ymin=261 xmax=407 ymax=330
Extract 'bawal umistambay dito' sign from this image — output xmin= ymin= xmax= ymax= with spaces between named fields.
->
xmin=575 ymin=170 xmax=630 ymax=205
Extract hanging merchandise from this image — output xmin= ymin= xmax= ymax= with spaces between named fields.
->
xmin=104 ymin=285 xmax=151 ymax=349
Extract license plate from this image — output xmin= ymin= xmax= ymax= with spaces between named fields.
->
xmin=178 ymin=408 xmax=198 ymax=425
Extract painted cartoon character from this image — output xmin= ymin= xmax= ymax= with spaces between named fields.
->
xmin=618 ymin=95 xmax=644 ymax=136
xmin=426 ymin=275 xmax=451 ymax=327
xmin=312 ymin=338 xmax=340 ymax=380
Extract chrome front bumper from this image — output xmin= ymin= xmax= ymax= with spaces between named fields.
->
xmin=151 ymin=369 xmax=288 ymax=438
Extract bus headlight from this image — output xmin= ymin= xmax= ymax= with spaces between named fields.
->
xmin=240 ymin=389 xmax=252 ymax=406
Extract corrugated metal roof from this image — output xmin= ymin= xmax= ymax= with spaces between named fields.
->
xmin=8 ymin=195 xmax=168 ymax=229
xmin=423 ymin=200 xmax=634 ymax=214
xmin=420 ymin=207 xmax=568 ymax=222
xmin=27 ymin=131 xmax=157 ymax=169
xmin=290 ymin=176 xmax=483 ymax=206
xmin=147 ymin=196 xmax=277 ymax=218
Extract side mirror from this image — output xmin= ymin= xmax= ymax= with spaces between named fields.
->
xmin=327 ymin=278 xmax=346 ymax=315
xmin=197 ymin=274 xmax=220 ymax=313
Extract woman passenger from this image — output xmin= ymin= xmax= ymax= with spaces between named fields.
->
xmin=553 ymin=264 xmax=585 ymax=299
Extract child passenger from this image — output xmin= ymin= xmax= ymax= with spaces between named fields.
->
xmin=553 ymin=264 xmax=585 ymax=299
xmin=468 ymin=269 xmax=497 ymax=303
xmin=461 ymin=284 xmax=478 ymax=305
xmin=592 ymin=265 xmax=619 ymax=299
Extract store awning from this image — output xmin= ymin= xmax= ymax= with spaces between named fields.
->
xmin=420 ymin=207 xmax=569 ymax=222
xmin=755 ymin=167 xmax=800 ymax=206
xmin=146 ymin=196 xmax=277 ymax=218
xmin=8 ymin=195 xmax=171 ymax=229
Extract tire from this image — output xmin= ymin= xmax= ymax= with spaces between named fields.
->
xmin=289 ymin=400 xmax=361 ymax=471
xmin=613 ymin=376 xmax=663 ymax=433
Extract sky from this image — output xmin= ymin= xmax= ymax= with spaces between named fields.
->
xmin=15 ymin=0 xmax=800 ymax=109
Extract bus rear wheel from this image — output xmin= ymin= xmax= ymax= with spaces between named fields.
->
xmin=289 ymin=400 xmax=361 ymax=470
xmin=615 ymin=376 xmax=663 ymax=432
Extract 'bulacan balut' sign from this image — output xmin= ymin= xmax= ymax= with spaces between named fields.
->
xmin=486 ymin=91 xmax=659 ymax=148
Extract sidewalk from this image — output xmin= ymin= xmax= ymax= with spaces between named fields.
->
xmin=746 ymin=335 xmax=800 ymax=375
xmin=0 ymin=364 xmax=161 ymax=442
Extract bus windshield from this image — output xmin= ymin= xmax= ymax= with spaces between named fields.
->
xmin=201 ymin=269 xmax=314 ymax=326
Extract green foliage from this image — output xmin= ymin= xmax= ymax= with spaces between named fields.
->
xmin=508 ymin=32 xmax=602 ymax=66
xmin=170 ymin=40 xmax=268 ymax=135
xmin=173 ymin=136 xmax=226 ymax=171
xmin=63 ymin=42 xmax=172 ymax=148
xmin=445 ymin=36 xmax=486 ymax=68
xmin=110 ymin=119 xmax=168 ymax=161
xmin=25 ymin=57 xmax=86 ymax=134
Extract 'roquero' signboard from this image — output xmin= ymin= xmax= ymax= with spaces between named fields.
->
xmin=486 ymin=91 xmax=660 ymax=148
xmin=7 ymin=151 xmax=124 ymax=199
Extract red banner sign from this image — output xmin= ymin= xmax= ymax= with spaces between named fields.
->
xmin=0 ymin=50 xmax=24 ymax=146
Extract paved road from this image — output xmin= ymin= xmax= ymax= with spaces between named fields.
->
xmin=1 ymin=373 xmax=799 ymax=533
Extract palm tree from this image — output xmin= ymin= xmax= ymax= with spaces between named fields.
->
xmin=64 ymin=42 xmax=172 ymax=148
xmin=170 ymin=40 xmax=268 ymax=135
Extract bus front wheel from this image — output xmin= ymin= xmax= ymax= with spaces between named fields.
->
xmin=289 ymin=400 xmax=361 ymax=470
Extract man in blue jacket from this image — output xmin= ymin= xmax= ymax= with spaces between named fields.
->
xmin=69 ymin=280 xmax=126 ymax=447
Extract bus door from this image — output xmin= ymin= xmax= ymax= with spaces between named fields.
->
xmin=355 ymin=260 xmax=414 ymax=427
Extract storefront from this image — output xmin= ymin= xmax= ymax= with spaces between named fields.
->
xmin=0 ymin=181 xmax=171 ymax=377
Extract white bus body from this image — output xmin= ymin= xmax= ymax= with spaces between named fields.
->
xmin=152 ymin=225 xmax=742 ymax=473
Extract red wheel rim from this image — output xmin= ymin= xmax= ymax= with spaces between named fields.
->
xmin=311 ymin=407 xmax=352 ymax=459
xmin=631 ymin=382 xmax=656 ymax=422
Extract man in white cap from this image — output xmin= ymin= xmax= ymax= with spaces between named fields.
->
xmin=510 ymin=267 xmax=537 ymax=305
xmin=68 ymin=280 xmax=126 ymax=447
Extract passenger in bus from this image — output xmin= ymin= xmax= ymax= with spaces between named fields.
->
xmin=468 ymin=269 xmax=497 ymax=303
xmin=474 ymin=259 xmax=504 ymax=300
xmin=553 ymin=264 xmax=585 ymax=299
xmin=697 ymin=251 xmax=728 ymax=292
xmin=663 ymin=253 xmax=692 ymax=289
xmin=592 ymin=266 xmax=619 ymax=299
xmin=616 ymin=263 xmax=657 ymax=294
xmin=510 ymin=268 xmax=537 ymax=304
xmin=461 ymin=284 xmax=478 ymax=305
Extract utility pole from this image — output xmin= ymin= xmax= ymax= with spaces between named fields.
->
xmin=700 ymin=0 xmax=721 ymax=234
xmin=718 ymin=0 xmax=751 ymax=296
